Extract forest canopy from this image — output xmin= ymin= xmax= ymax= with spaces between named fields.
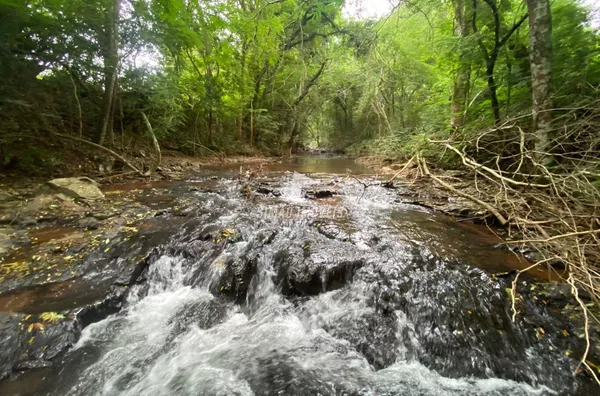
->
xmin=0 ymin=0 xmax=598 ymax=166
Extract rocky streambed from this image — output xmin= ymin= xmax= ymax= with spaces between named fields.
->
xmin=0 ymin=155 xmax=597 ymax=395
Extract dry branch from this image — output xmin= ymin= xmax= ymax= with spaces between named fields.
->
xmin=418 ymin=155 xmax=509 ymax=225
xmin=386 ymin=156 xmax=415 ymax=184
xmin=53 ymin=132 xmax=144 ymax=175
xmin=420 ymin=99 xmax=600 ymax=382
xmin=141 ymin=112 xmax=161 ymax=175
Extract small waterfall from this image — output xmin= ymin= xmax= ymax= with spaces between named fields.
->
xmin=18 ymin=166 xmax=589 ymax=396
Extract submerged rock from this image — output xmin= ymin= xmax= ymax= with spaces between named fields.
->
xmin=323 ymin=309 xmax=399 ymax=370
xmin=170 ymin=298 xmax=229 ymax=333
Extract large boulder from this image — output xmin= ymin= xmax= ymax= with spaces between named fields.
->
xmin=47 ymin=177 xmax=104 ymax=200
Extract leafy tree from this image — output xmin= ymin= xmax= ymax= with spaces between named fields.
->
xmin=0 ymin=0 xmax=598 ymax=171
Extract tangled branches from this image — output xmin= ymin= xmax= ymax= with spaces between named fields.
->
xmin=418 ymin=99 xmax=600 ymax=382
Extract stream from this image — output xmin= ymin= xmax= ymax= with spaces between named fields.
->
xmin=0 ymin=156 xmax=593 ymax=395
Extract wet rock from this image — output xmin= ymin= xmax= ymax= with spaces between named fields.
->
xmin=256 ymin=186 xmax=282 ymax=197
xmin=323 ymin=310 xmax=399 ymax=370
xmin=242 ymin=350 xmax=350 ymax=396
xmin=0 ymin=191 xmax=16 ymax=202
xmin=75 ymin=285 xmax=127 ymax=329
xmin=170 ymin=298 xmax=229 ymax=333
xmin=26 ymin=195 xmax=56 ymax=212
xmin=13 ymin=360 xmax=53 ymax=371
xmin=274 ymin=248 xmax=365 ymax=297
xmin=78 ymin=216 xmax=101 ymax=230
xmin=93 ymin=210 xmax=122 ymax=220
xmin=0 ymin=229 xmax=29 ymax=256
xmin=47 ymin=177 xmax=105 ymax=200
xmin=0 ymin=314 xmax=23 ymax=378
xmin=366 ymin=254 xmax=578 ymax=390
xmin=315 ymin=222 xmax=351 ymax=242
xmin=302 ymin=185 xmax=339 ymax=199
xmin=18 ymin=217 xmax=38 ymax=227
xmin=0 ymin=313 xmax=80 ymax=379
xmin=209 ymin=256 xmax=258 ymax=303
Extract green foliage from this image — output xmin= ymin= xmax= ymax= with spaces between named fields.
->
xmin=0 ymin=0 xmax=599 ymax=171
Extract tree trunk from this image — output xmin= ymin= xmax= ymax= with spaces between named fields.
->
xmin=250 ymin=101 xmax=254 ymax=148
xmin=67 ymin=69 xmax=83 ymax=138
xmin=474 ymin=1 xmax=528 ymax=126
xmin=486 ymin=62 xmax=501 ymax=124
xmin=95 ymin=0 xmax=120 ymax=146
xmin=106 ymin=75 xmax=118 ymax=147
xmin=208 ymin=110 xmax=213 ymax=145
xmin=238 ymin=43 xmax=247 ymax=142
xmin=526 ymin=0 xmax=553 ymax=160
xmin=451 ymin=0 xmax=471 ymax=130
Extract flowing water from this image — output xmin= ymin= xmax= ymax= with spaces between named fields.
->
xmin=1 ymin=156 xmax=592 ymax=395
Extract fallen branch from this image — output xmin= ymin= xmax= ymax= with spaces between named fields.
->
xmin=350 ymin=175 xmax=381 ymax=201
xmin=386 ymin=156 xmax=415 ymax=184
xmin=186 ymin=140 xmax=225 ymax=161
xmin=53 ymin=132 xmax=145 ymax=176
xmin=567 ymin=273 xmax=599 ymax=383
xmin=509 ymin=258 xmax=558 ymax=322
xmin=506 ymin=229 xmax=600 ymax=245
xmin=441 ymin=142 xmax=550 ymax=188
xmin=141 ymin=112 xmax=161 ymax=175
xmin=418 ymin=155 xmax=509 ymax=225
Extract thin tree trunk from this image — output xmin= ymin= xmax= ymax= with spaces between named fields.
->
xmin=474 ymin=0 xmax=528 ymax=126
xmin=107 ymin=76 xmax=118 ymax=147
xmin=238 ymin=43 xmax=247 ymax=142
xmin=250 ymin=101 xmax=254 ymax=148
xmin=526 ymin=0 xmax=553 ymax=160
xmin=193 ymin=105 xmax=200 ymax=156
xmin=487 ymin=62 xmax=501 ymax=124
xmin=451 ymin=0 xmax=471 ymax=130
xmin=68 ymin=69 xmax=83 ymax=138
xmin=208 ymin=110 xmax=213 ymax=146
xmin=506 ymin=54 xmax=513 ymax=111
xmin=141 ymin=112 xmax=161 ymax=175
xmin=118 ymin=87 xmax=124 ymax=149
xmin=95 ymin=0 xmax=120 ymax=146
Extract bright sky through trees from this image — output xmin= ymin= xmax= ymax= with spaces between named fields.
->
xmin=343 ymin=0 xmax=395 ymax=19
xmin=344 ymin=0 xmax=599 ymax=25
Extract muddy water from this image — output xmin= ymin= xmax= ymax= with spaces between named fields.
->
xmin=203 ymin=154 xmax=374 ymax=175
xmin=0 ymin=156 xmax=591 ymax=395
